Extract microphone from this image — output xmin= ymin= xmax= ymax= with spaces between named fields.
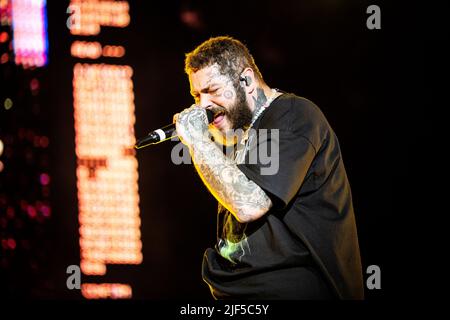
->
xmin=135 ymin=109 xmax=215 ymax=149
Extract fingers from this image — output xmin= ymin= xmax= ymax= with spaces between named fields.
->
xmin=187 ymin=104 xmax=201 ymax=112
xmin=174 ymin=105 xmax=204 ymax=124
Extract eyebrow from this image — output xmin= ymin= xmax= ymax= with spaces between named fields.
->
xmin=191 ymin=82 xmax=221 ymax=96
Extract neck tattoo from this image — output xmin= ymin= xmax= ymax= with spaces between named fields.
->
xmin=249 ymin=88 xmax=278 ymax=129
xmin=234 ymin=88 xmax=279 ymax=162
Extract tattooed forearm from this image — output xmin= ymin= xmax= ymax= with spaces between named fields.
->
xmin=190 ymin=139 xmax=272 ymax=223
xmin=175 ymin=93 xmax=272 ymax=222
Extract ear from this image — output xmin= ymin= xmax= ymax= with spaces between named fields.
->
xmin=239 ymin=68 xmax=256 ymax=94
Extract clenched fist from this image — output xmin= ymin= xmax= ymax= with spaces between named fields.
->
xmin=174 ymin=105 xmax=210 ymax=148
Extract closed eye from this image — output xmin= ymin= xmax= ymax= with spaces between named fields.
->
xmin=192 ymin=94 xmax=200 ymax=103
xmin=191 ymin=85 xmax=221 ymax=103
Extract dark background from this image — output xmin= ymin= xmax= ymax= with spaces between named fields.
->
xmin=1 ymin=0 xmax=427 ymax=301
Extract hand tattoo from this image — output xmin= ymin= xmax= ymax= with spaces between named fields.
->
xmin=177 ymin=107 xmax=209 ymax=146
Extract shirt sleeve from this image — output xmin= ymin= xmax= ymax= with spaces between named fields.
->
xmin=237 ymin=118 xmax=317 ymax=210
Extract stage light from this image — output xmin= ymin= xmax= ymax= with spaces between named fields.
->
xmin=71 ymin=40 xmax=102 ymax=59
xmin=81 ymin=283 xmax=132 ymax=299
xmin=69 ymin=0 xmax=130 ymax=36
xmin=0 ymin=52 xmax=9 ymax=63
xmin=69 ymin=0 xmax=139 ymax=299
xmin=7 ymin=238 xmax=16 ymax=250
xmin=4 ymin=98 xmax=13 ymax=110
xmin=30 ymin=78 xmax=40 ymax=96
xmin=0 ymin=0 xmax=12 ymax=26
xmin=27 ymin=205 xmax=37 ymax=219
xmin=102 ymin=45 xmax=125 ymax=58
xmin=39 ymin=173 xmax=50 ymax=186
xmin=11 ymin=0 xmax=48 ymax=68
xmin=39 ymin=136 xmax=49 ymax=148
xmin=73 ymin=64 xmax=141 ymax=281
xmin=0 ymin=31 xmax=8 ymax=42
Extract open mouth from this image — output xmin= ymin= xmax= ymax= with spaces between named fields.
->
xmin=213 ymin=111 xmax=225 ymax=125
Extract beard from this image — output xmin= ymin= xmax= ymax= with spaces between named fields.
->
xmin=227 ymin=84 xmax=253 ymax=130
xmin=208 ymin=84 xmax=253 ymax=146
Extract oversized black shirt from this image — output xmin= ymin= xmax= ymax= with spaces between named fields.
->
xmin=202 ymin=93 xmax=364 ymax=299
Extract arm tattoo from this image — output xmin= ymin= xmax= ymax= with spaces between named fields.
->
xmin=190 ymin=139 xmax=272 ymax=222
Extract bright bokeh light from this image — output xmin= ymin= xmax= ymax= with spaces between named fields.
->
xmin=70 ymin=0 xmax=138 ymax=299
xmin=71 ymin=41 xmax=126 ymax=59
xmin=81 ymin=283 xmax=132 ymax=299
xmin=11 ymin=0 xmax=48 ymax=68
xmin=69 ymin=0 xmax=130 ymax=36
xmin=71 ymin=41 xmax=102 ymax=59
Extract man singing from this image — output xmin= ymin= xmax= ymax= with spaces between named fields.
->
xmin=174 ymin=36 xmax=364 ymax=299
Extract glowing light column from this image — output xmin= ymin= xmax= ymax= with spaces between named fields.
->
xmin=69 ymin=0 xmax=141 ymax=299
xmin=11 ymin=0 xmax=48 ymax=68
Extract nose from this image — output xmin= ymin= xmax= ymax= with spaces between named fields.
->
xmin=198 ymin=94 xmax=213 ymax=109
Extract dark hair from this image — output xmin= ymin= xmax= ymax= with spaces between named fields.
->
xmin=185 ymin=36 xmax=263 ymax=84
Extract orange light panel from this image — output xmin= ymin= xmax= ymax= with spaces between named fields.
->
xmin=71 ymin=0 xmax=140 ymax=299
xmin=81 ymin=283 xmax=132 ymax=299
xmin=69 ymin=0 xmax=130 ymax=36
xmin=73 ymin=63 xmax=141 ymax=297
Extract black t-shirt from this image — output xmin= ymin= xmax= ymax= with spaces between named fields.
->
xmin=202 ymin=93 xmax=364 ymax=299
